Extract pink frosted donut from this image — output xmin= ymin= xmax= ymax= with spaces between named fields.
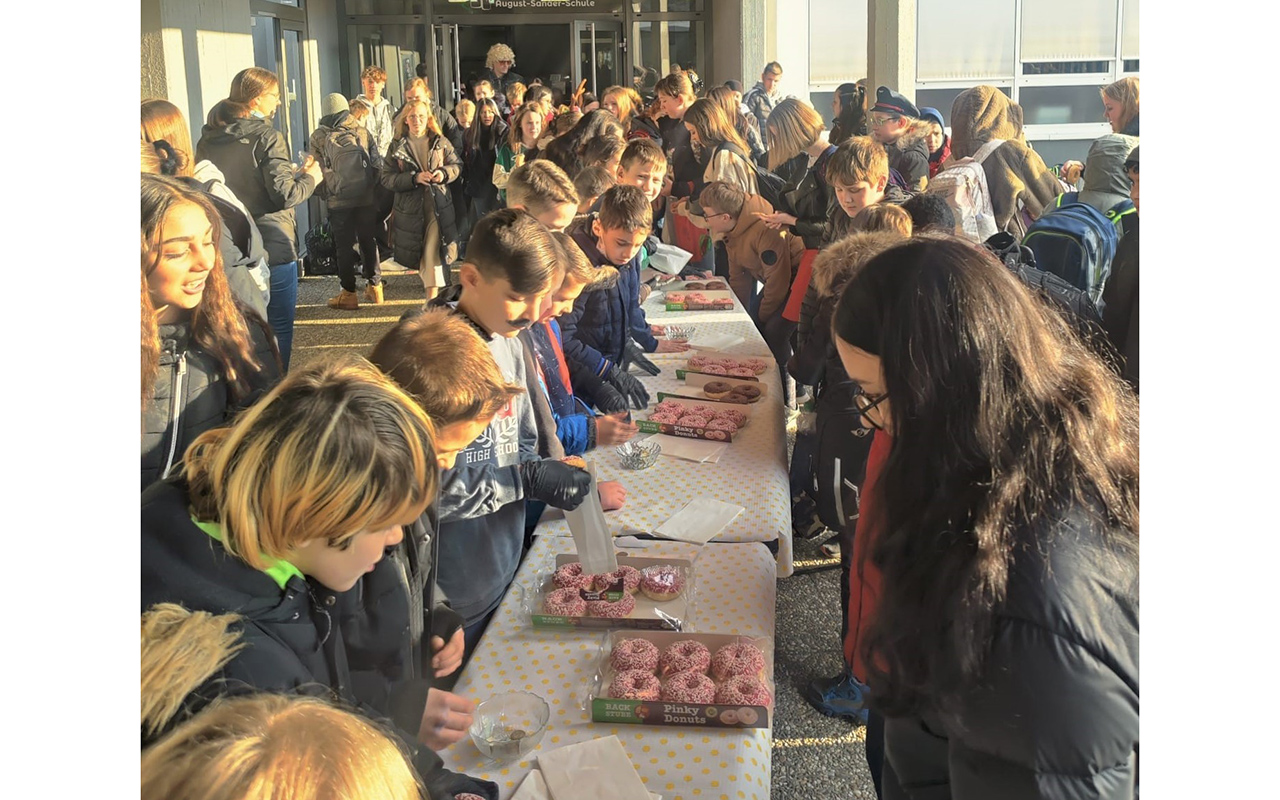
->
xmin=676 ymin=415 xmax=711 ymax=428
xmin=594 ymin=565 xmax=642 ymax=595
xmin=714 ymin=357 xmax=740 ymax=368
xmin=744 ymin=358 xmax=769 ymax=375
xmin=544 ymin=587 xmax=587 ymax=616
xmin=701 ymin=364 xmax=728 ymax=375
xmin=655 ymin=400 xmax=685 ymax=414
xmin=659 ymin=640 xmax=710 ymax=675
xmin=649 ymin=411 xmax=682 ymax=425
xmin=728 ymin=367 xmax=755 ymax=378
xmin=665 ymin=292 xmax=686 ymax=303
xmin=586 ymin=591 xmax=636 ymax=618
xmin=610 ymin=638 xmax=660 ymax=673
xmin=661 ymin=669 xmax=716 ymax=703
xmin=686 ymin=355 xmax=709 ymax=369
xmin=711 ymin=643 xmax=767 ymax=681
xmin=714 ymin=409 xmax=748 ymax=426
xmin=706 ymin=418 xmax=738 ymax=432
xmin=553 ymin=562 xmax=595 ymax=590
xmin=714 ymin=675 xmax=773 ymax=707
xmin=455 ymin=794 xmax=487 ymax=800
xmin=690 ymin=404 xmax=717 ymax=416
xmin=609 ymin=669 xmax=661 ymax=700
xmin=641 ymin=565 xmax=686 ymax=602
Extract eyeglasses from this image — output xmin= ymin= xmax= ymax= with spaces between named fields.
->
xmin=868 ymin=114 xmax=899 ymax=128
xmin=850 ymin=388 xmax=889 ymax=430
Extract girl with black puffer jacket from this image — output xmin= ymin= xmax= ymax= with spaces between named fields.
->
xmin=381 ymin=99 xmax=462 ymax=301
xmin=141 ymin=174 xmax=280 ymax=491
xmin=462 ymin=98 xmax=507 ymax=218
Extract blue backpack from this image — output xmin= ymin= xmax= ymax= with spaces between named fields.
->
xmin=1021 ymin=196 xmax=1123 ymax=301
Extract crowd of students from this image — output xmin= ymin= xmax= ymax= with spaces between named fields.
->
xmin=140 ymin=46 xmax=1139 ymax=799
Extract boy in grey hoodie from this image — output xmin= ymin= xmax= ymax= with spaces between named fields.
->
xmin=426 ymin=209 xmax=595 ymax=656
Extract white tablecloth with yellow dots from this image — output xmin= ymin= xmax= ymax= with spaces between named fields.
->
xmin=534 ymin=288 xmax=794 ymax=577
xmin=440 ymin=536 xmax=777 ymax=800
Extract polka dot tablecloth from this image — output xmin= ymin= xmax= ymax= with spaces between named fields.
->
xmin=535 ymin=290 xmax=795 ymax=577
xmin=440 ymin=536 xmax=777 ymax=800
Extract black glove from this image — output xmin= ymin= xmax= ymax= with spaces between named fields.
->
xmin=520 ymin=460 xmax=593 ymax=510
xmin=591 ymin=379 xmax=630 ymax=415
xmin=607 ymin=364 xmax=651 ymax=410
xmin=622 ymin=339 xmax=661 ymax=377
xmin=429 ymin=604 xmax=465 ymax=643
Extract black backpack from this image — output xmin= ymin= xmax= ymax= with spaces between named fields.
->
xmin=322 ymin=126 xmax=375 ymax=203
xmin=717 ymin=141 xmax=788 ymax=210
xmin=303 ymin=222 xmax=338 ymax=276
xmin=197 ymin=179 xmax=255 ymax=267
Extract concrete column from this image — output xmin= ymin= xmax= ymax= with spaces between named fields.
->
xmin=867 ymin=0 xmax=916 ymax=104
xmin=141 ymin=0 xmax=168 ymax=99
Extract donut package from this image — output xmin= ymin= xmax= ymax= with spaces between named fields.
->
xmin=637 ymin=394 xmax=757 ymax=443
xmin=529 ymin=554 xmax=695 ymax=632
xmin=590 ymin=630 xmax=775 ymax=729
xmin=663 ymin=288 xmax=735 ymax=311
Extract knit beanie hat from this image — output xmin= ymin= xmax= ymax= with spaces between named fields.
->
xmin=321 ymin=93 xmax=349 ymax=117
xmin=948 ymin=85 xmax=1024 ymax=159
xmin=919 ymin=107 xmax=946 ymax=130
xmin=1079 ymin=133 xmax=1139 ymax=213
xmin=872 ymin=86 xmax=920 ymax=119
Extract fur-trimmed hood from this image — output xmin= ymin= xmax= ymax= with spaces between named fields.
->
xmin=812 ymin=230 xmax=909 ymax=299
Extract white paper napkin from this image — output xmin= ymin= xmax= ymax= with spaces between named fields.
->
xmin=654 ymin=498 xmax=745 ymax=544
xmin=689 ymin=332 xmax=744 ymax=350
xmin=537 ymin=735 xmax=651 ymax=800
xmin=643 ymin=433 xmax=728 ymax=464
xmin=648 ymin=242 xmax=693 ymax=275
xmin=512 ymin=768 xmax=662 ymax=800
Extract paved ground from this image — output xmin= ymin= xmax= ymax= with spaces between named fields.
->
xmin=291 ymin=268 xmax=877 ymax=800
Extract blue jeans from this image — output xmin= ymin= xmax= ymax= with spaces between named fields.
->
xmin=268 ymin=261 xmax=299 ymax=371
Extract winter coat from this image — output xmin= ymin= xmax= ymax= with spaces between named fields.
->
xmin=626 ymin=115 xmax=663 ymax=147
xmin=948 ymin=86 xmax=1062 ymax=237
xmin=188 ymin=161 xmax=271 ymax=319
xmin=380 ymin=133 xmax=462 ymax=271
xmin=480 ymin=68 xmax=525 ymax=114
xmin=885 ymin=129 xmax=931 ymax=192
xmin=307 ymin=111 xmax=383 ymax=210
xmin=1121 ymin=113 xmax=1139 ymax=137
xmin=140 ymin=479 xmax=497 ymax=800
xmin=742 ymin=81 xmax=783 ymax=148
xmin=420 ymin=293 xmax=542 ymax=627
xmin=1102 ymin=220 xmax=1139 ymax=394
xmin=560 ymin=224 xmax=659 ymax=379
xmin=523 ymin=320 xmax=598 ymax=457
xmin=722 ymin=193 xmax=805 ymax=320
xmin=880 ymin=501 xmax=1139 ymax=800
xmin=196 ymin=116 xmax=318 ymax=266
xmin=776 ymin=140 xmax=838 ymax=249
xmin=702 ymin=142 xmax=758 ymax=197
xmin=463 ymin=120 xmax=508 ymax=203
xmin=141 ymin=314 xmax=280 ymax=491
xmin=394 ymin=101 xmax=465 ymax=155
xmin=659 ymin=115 xmax=701 ymax=199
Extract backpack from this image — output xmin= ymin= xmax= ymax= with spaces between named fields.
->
xmin=925 ymin=138 xmax=1005 ymax=243
xmin=717 ymin=141 xmax=787 ymax=210
xmin=1053 ymin=191 xmax=1137 ymax=234
xmin=1021 ymin=198 xmax=1120 ymax=302
xmin=303 ymin=221 xmax=338 ymax=276
xmin=198 ymin=179 xmax=256 ymax=266
xmin=984 ymin=232 xmax=1112 ymax=356
xmin=322 ymin=126 xmax=375 ymax=203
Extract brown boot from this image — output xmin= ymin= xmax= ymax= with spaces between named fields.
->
xmin=363 ymin=283 xmax=385 ymax=305
xmin=328 ymin=289 xmax=359 ymax=311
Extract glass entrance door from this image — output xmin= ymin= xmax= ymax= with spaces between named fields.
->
xmin=574 ymin=20 xmax=622 ymax=98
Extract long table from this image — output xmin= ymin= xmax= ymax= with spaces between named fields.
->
xmin=440 ymin=536 xmax=777 ymax=799
xmin=533 ymin=288 xmax=795 ymax=577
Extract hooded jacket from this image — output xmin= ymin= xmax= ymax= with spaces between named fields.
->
xmin=141 ymin=315 xmax=280 ymax=490
xmin=721 ymin=193 xmax=806 ymax=320
xmin=355 ymin=93 xmax=395 ymax=157
xmin=380 ymin=132 xmax=462 ymax=269
xmin=880 ymin=501 xmax=1139 ymax=800
xmin=140 ymin=479 xmax=497 ymax=800
xmin=1078 ymin=133 xmax=1139 ymax=214
xmin=948 ymin=86 xmax=1062 ymax=237
xmin=560 ymin=222 xmax=659 ymax=378
xmin=307 ymin=111 xmax=383 ymax=210
xmin=420 ymin=292 xmax=542 ymax=627
xmin=196 ymin=116 xmax=318 ymax=266
xmin=884 ymin=124 xmax=931 ymax=192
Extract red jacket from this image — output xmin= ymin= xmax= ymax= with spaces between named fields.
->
xmin=844 ymin=429 xmax=891 ymax=682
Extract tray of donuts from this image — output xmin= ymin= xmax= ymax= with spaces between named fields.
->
xmin=587 ymin=630 xmax=774 ymax=729
xmin=677 ymin=352 xmax=771 ymax=382
xmin=527 ymin=554 xmax=695 ymax=631
xmin=636 ymin=396 xmax=754 ymax=442
xmin=663 ymin=280 xmax=735 ymax=311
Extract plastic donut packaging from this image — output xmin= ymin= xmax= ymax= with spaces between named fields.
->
xmin=531 ymin=555 xmax=695 ymax=631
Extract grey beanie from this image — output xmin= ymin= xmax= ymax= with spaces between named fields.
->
xmin=321 ymin=92 xmax=350 ymax=117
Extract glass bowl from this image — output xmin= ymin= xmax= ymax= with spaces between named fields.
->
xmin=664 ymin=324 xmax=694 ymax=343
xmin=616 ymin=439 xmax=662 ymax=470
xmin=468 ymin=691 xmax=550 ymax=763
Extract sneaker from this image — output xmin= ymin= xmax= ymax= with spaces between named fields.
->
xmin=327 ymin=289 xmax=359 ymax=311
xmin=804 ymin=669 xmax=870 ymax=724
xmin=819 ymin=541 xmax=841 ymax=560
xmin=792 ymin=495 xmax=826 ymax=540
xmin=363 ymin=283 xmax=385 ymax=305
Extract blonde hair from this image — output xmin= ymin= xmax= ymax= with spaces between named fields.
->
xmin=182 ymin=355 xmax=437 ymax=568
xmin=683 ymin=99 xmax=750 ymax=155
xmin=395 ymin=99 xmax=441 ymax=139
xmin=369 ymin=307 xmax=525 ymax=428
xmin=506 ymin=81 xmax=527 ymax=108
xmin=486 ymin=43 xmax=516 ymax=70
xmin=765 ymin=98 xmax=826 ymax=171
xmin=601 ymin=85 xmax=643 ymax=126
xmin=141 ymin=604 xmax=244 ymax=740
xmin=506 ymin=159 xmax=578 ymax=215
xmin=852 ymin=204 xmax=913 ymax=237
xmin=141 ymin=695 xmax=423 ymax=800
xmin=404 ymin=77 xmax=431 ymax=99
xmin=455 ymin=98 xmax=475 ymax=119
xmin=826 ymin=135 xmax=889 ymax=188
xmin=1102 ymin=76 xmax=1139 ymax=132
xmin=141 ymin=98 xmax=196 ymax=178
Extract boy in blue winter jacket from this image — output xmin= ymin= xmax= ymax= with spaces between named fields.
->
xmin=423 ymin=209 xmax=595 ymax=657
xmin=561 ymin=185 xmax=690 ymax=409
